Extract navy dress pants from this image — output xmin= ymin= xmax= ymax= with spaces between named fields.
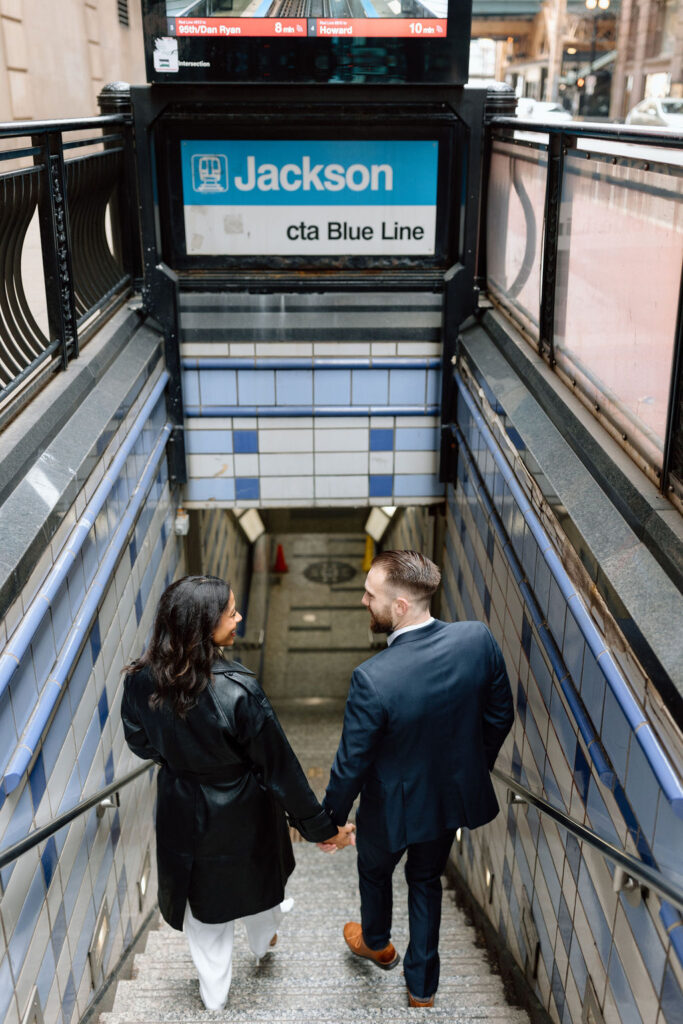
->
xmin=357 ymin=828 xmax=456 ymax=1000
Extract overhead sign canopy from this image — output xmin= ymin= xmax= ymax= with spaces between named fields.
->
xmin=181 ymin=139 xmax=439 ymax=256
xmin=142 ymin=0 xmax=471 ymax=84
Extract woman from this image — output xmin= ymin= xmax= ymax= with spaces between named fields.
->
xmin=121 ymin=575 xmax=352 ymax=1010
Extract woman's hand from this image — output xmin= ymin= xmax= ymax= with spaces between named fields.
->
xmin=317 ymin=823 xmax=356 ymax=854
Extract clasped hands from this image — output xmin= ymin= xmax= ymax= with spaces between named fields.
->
xmin=316 ymin=823 xmax=356 ymax=854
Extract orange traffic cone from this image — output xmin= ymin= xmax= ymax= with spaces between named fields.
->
xmin=273 ymin=543 xmax=289 ymax=573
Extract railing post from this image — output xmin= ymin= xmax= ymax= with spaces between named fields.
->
xmin=145 ymin=263 xmax=187 ymax=486
xmin=97 ymin=82 xmax=143 ymax=289
xmin=661 ymin=259 xmax=683 ymax=500
xmin=32 ymin=131 xmax=79 ymax=366
xmin=538 ymin=131 xmax=565 ymax=364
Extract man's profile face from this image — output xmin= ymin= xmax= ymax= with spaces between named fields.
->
xmin=362 ymin=567 xmax=395 ymax=634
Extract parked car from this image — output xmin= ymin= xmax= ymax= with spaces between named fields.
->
xmin=625 ymin=97 xmax=683 ymax=130
xmin=516 ymin=98 xmax=573 ymax=122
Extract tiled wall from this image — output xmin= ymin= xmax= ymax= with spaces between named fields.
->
xmin=381 ymin=505 xmax=435 ymax=558
xmin=0 ymin=372 xmax=185 ymax=1024
xmin=198 ymin=509 xmax=249 ymax=603
xmin=442 ymin=370 xmax=683 ymax=1024
xmin=180 ymin=291 xmax=444 ymax=509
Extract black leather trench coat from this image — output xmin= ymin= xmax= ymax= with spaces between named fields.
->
xmin=121 ymin=658 xmax=336 ymax=930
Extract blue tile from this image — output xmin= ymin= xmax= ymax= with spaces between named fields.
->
xmin=370 ymin=428 xmax=394 ymax=451
xmin=233 ymin=429 xmax=258 ymax=454
xmin=580 ymin=649 xmax=607 ymax=735
xmin=551 ymin=961 xmax=566 ymax=1021
xmin=111 ymin=808 xmax=121 ymax=850
xmin=394 ymin=474 xmax=443 ymax=498
xmin=577 ymin=860 xmax=611 ymax=967
xmin=185 ymin=429 xmax=232 ymax=454
xmin=529 ymin=635 xmax=552 ymax=706
xmin=9 ymin=651 xmax=38 ymax=736
xmin=129 ymin=535 xmax=137 ymax=566
xmin=117 ymin=864 xmax=128 ymax=912
xmin=369 ymin=475 xmax=393 ymax=498
xmin=565 ymin=832 xmax=581 ymax=881
xmin=602 ymin=688 xmax=630 ymax=782
xmin=315 ymin=369 xmax=350 ymax=405
xmin=653 ymin=792 xmax=683 ymax=890
xmin=97 ymin=688 xmax=109 ymax=731
xmin=62 ymin=968 xmax=77 ymax=1024
xmin=235 ymin=477 xmax=260 ymax=500
xmin=624 ymin=740 xmax=659 ymax=844
xmin=550 ymin=686 xmax=576 ymax=758
xmin=660 ymin=963 xmax=683 ymax=1024
xmin=558 ymin=892 xmax=573 ymax=952
xmin=532 ymin=891 xmax=553 ymax=976
xmin=0 ymin=686 xmax=18 ymax=778
xmin=503 ymin=857 xmax=512 ymax=899
xmin=607 ymin=946 xmax=642 ymax=1024
xmin=586 ymin=777 xmax=620 ymax=847
xmin=51 ymin=899 xmax=68 ymax=962
xmin=184 ymin=478 xmax=236 ymax=502
xmin=537 ymin=828 xmax=561 ymax=911
xmin=275 ymin=369 xmax=313 ymax=405
xmin=533 ymin=555 xmax=551 ymax=619
xmin=182 ymin=369 xmax=200 ymax=406
xmin=105 ymin=751 xmax=114 ymax=785
xmin=573 ymin=742 xmax=590 ymax=804
xmin=511 ymin=741 xmax=522 ymax=782
xmin=562 ymin=611 xmax=586 ymax=686
xmin=29 ymin=751 xmax=47 ymax=812
xmin=9 ymin=864 xmax=46 ymax=976
xmin=389 ymin=369 xmax=425 ymax=405
xmin=568 ymin=933 xmax=587 ymax=994
xmin=426 ymin=369 xmax=440 ymax=404
xmin=134 ymin=592 xmax=143 ymax=625
xmin=525 ymin=706 xmax=546 ymax=776
xmin=547 ymin=576 xmax=567 ymax=651
xmin=36 ymin=938 xmax=56 ymax=1008
xmin=40 ymin=835 xmax=58 ymax=891
xmin=90 ymin=617 xmax=101 ymax=664
xmin=395 ymin=427 xmax=440 ymax=450
xmin=621 ymin=897 xmax=665 ymax=993
xmin=199 ymin=369 xmax=237 ymax=406
xmin=517 ymin=679 xmax=527 ymax=727
xmin=352 ymin=369 xmax=388 ymax=405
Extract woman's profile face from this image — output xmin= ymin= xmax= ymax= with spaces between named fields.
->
xmin=212 ymin=592 xmax=242 ymax=646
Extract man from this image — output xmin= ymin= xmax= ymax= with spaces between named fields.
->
xmin=321 ymin=550 xmax=514 ymax=1007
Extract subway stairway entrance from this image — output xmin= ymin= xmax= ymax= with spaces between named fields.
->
xmin=100 ymin=517 xmax=532 ymax=1023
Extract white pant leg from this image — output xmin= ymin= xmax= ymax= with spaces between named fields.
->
xmin=183 ymin=903 xmax=235 ymax=1011
xmin=243 ymin=898 xmax=295 ymax=960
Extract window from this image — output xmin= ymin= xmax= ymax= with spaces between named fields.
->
xmin=118 ymin=0 xmax=129 ymax=26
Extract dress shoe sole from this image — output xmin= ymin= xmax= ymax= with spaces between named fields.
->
xmin=348 ymin=947 xmax=401 ymax=971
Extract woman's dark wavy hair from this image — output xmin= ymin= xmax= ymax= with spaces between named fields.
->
xmin=125 ymin=575 xmax=231 ymax=718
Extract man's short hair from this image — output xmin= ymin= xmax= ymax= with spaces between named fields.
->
xmin=371 ymin=550 xmax=441 ymax=604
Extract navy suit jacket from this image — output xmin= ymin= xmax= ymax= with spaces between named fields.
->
xmin=324 ymin=619 xmax=514 ymax=852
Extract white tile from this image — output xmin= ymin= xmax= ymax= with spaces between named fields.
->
xmin=232 ymin=417 xmax=257 ymax=429
xmin=181 ymin=342 xmax=229 ymax=356
xmin=258 ymin=429 xmax=313 ymax=453
xmin=227 ymin=343 xmax=255 ymax=356
xmin=98 ymin=581 xmax=119 ymax=640
xmin=187 ymin=454 xmax=235 ymax=477
xmin=259 ymin=453 xmax=313 ymax=476
xmin=371 ymin=343 xmax=396 ymax=356
xmin=370 ymin=415 xmax=395 ymax=427
xmin=314 ymin=428 xmax=369 ymax=451
xmin=314 ymin=496 xmax=366 ymax=507
xmin=258 ymin=416 xmax=314 ymax=430
xmin=314 ymin=451 xmax=369 ymax=475
xmin=397 ymin=342 xmax=441 ymax=355
xmin=395 ymin=415 xmax=438 ymax=427
xmin=315 ymin=475 xmax=368 ymax=499
xmin=256 ymin=343 xmax=312 ymax=356
xmin=233 ymin=454 xmax=259 ymax=476
xmin=260 ymin=477 xmax=314 ymax=500
xmin=313 ymin=343 xmax=369 ymax=356
xmin=370 ymin=452 xmax=394 ymax=474
xmin=184 ymin=417 xmax=233 ymax=430
xmin=394 ymin=450 xmax=439 ymax=474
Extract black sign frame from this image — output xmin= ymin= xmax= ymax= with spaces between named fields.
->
xmin=141 ymin=0 xmax=472 ymax=85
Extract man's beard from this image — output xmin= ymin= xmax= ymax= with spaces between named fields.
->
xmin=369 ymin=611 xmax=393 ymax=634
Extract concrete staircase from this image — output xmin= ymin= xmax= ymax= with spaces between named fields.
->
xmin=101 ymin=843 xmax=530 ymax=1023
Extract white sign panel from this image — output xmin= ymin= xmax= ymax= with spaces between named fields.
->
xmin=181 ymin=139 xmax=439 ymax=256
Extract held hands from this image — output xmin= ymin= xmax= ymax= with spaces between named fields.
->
xmin=317 ymin=823 xmax=356 ymax=854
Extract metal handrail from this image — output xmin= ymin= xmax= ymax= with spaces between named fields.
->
xmin=493 ymin=768 xmax=683 ymax=914
xmin=490 ymin=116 xmax=683 ymax=147
xmin=0 ymin=761 xmax=155 ymax=870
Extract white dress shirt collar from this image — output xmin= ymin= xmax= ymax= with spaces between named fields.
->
xmin=386 ymin=617 xmax=434 ymax=646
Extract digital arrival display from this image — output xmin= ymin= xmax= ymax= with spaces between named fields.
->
xmin=164 ymin=0 xmax=448 ymax=42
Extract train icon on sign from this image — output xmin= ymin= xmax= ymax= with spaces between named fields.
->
xmin=191 ymin=154 xmax=228 ymax=193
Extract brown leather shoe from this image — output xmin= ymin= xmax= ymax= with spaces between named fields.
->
xmin=343 ymin=921 xmax=400 ymax=970
xmin=269 ymin=934 xmax=277 ymax=947
xmin=408 ymin=991 xmax=435 ymax=1007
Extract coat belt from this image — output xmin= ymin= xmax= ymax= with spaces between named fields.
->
xmin=164 ymin=763 xmax=248 ymax=784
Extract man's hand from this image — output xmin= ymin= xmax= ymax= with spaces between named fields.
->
xmin=317 ymin=823 xmax=356 ymax=854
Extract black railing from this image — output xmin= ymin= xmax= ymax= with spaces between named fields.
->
xmin=0 ymin=761 xmax=154 ymax=870
xmin=0 ymin=106 xmax=140 ymax=427
xmin=492 ymin=768 xmax=683 ymax=915
xmin=483 ymin=117 xmax=683 ymax=507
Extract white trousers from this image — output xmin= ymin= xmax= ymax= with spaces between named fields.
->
xmin=183 ymin=899 xmax=293 ymax=1011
